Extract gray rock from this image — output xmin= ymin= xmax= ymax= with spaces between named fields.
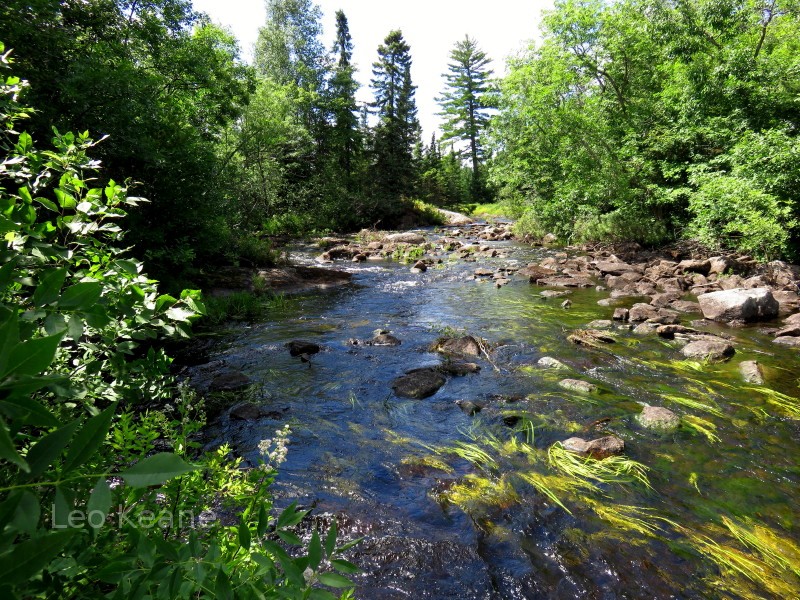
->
xmin=558 ymin=378 xmax=598 ymax=394
xmin=411 ymin=260 xmax=427 ymax=273
xmin=537 ymin=356 xmax=570 ymax=370
xmin=384 ymin=232 xmax=425 ymax=244
xmin=561 ymin=436 xmax=625 ymax=459
xmin=541 ymin=290 xmax=572 ymax=298
xmin=628 ymin=303 xmax=660 ymax=322
xmin=474 ymin=268 xmax=494 ymax=277
xmin=435 ymin=335 xmax=482 ymax=357
xmin=595 ymin=261 xmax=643 ymax=276
xmin=209 ymin=371 xmax=251 ymax=393
xmin=774 ymin=325 xmax=800 ymax=338
xmin=773 ymin=336 xmax=800 ymax=348
xmin=698 ymin=288 xmax=779 ymax=322
xmin=678 ymin=259 xmax=711 ymax=275
xmin=568 ymin=329 xmax=616 ymax=346
xmin=739 ymin=360 xmax=764 ymax=384
xmin=773 ymin=290 xmax=800 ymax=315
xmin=391 ymin=368 xmax=447 ymax=399
xmin=681 ymin=339 xmax=735 ymax=361
xmin=561 ymin=299 xmax=572 ymax=309
xmin=612 ymin=307 xmax=630 ymax=322
xmin=371 ymin=333 xmax=402 ymax=346
xmin=670 ymin=300 xmax=702 ymax=313
xmin=586 ymin=319 xmax=614 ymax=329
xmin=708 ymin=256 xmax=733 ymax=275
xmin=633 ymin=322 xmax=660 ymax=335
xmin=636 ymin=406 xmax=680 ymax=432
xmin=456 ymin=400 xmax=483 ymax=415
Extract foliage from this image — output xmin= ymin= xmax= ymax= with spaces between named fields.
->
xmin=437 ymin=36 xmax=495 ymax=201
xmin=0 ymin=1 xmax=255 ymax=281
xmin=488 ymin=0 xmax=800 ymax=257
xmin=0 ymin=56 xmax=355 ymax=599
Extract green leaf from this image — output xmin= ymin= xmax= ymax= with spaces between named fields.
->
xmin=308 ymin=530 xmax=322 ymax=571
xmin=0 ymin=416 xmax=27 ymax=472
xmin=54 ymin=188 xmax=76 ymax=209
xmin=317 ymin=572 xmax=354 ymax=588
xmin=26 ymin=419 xmax=80 ymax=478
xmin=44 ymin=313 xmax=67 ymax=336
xmin=165 ymin=306 xmax=195 ymax=322
xmin=324 ymin=519 xmax=337 ymax=557
xmin=120 ymin=453 xmax=197 ymax=488
xmin=330 ymin=559 xmax=360 ymax=574
xmin=277 ymin=529 xmax=302 ymax=546
xmin=12 ymin=491 xmax=40 ymax=534
xmin=257 ymin=502 xmax=269 ymax=537
xmin=308 ymin=589 xmax=337 ymax=600
xmin=214 ymin=568 xmax=234 ymax=600
xmin=238 ymin=518 xmax=251 ymax=550
xmin=1 ymin=332 xmax=63 ymax=378
xmin=276 ymin=502 xmax=308 ymax=529
xmin=0 ymin=258 xmax=19 ymax=290
xmin=0 ymin=312 xmax=18 ymax=372
xmin=86 ymin=478 xmax=112 ymax=530
xmin=67 ymin=314 xmax=83 ymax=340
xmin=58 ymin=282 xmax=102 ymax=309
xmin=0 ymin=396 xmax=59 ymax=427
xmin=33 ymin=267 xmax=67 ymax=307
xmin=155 ymin=294 xmax=178 ymax=312
xmin=336 ymin=537 xmax=363 ymax=553
xmin=114 ymin=260 xmax=140 ymax=275
xmin=63 ymin=404 xmax=116 ymax=472
xmin=0 ymin=529 xmax=75 ymax=584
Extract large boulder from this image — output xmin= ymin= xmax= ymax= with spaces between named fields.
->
xmin=391 ymin=368 xmax=447 ymax=399
xmin=384 ymin=232 xmax=426 ymax=244
xmin=636 ymin=406 xmax=680 ymax=432
xmin=739 ymin=360 xmax=764 ymax=384
xmin=680 ymin=339 xmax=735 ymax=361
xmin=561 ymin=436 xmax=625 ymax=459
xmin=434 ymin=335 xmax=482 ymax=357
xmin=698 ymin=288 xmax=779 ymax=322
xmin=209 ymin=370 xmax=251 ymax=392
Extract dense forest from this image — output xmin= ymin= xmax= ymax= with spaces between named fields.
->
xmin=0 ymin=0 xmax=798 ymax=597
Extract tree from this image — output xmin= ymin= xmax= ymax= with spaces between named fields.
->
xmin=329 ymin=10 xmax=361 ymax=179
xmin=437 ymin=35 xmax=495 ymax=200
xmin=370 ymin=30 xmax=420 ymax=212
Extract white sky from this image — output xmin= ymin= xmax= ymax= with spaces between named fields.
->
xmin=192 ymin=0 xmax=553 ymax=137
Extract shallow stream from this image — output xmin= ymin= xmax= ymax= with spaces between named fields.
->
xmin=197 ymin=226 xmax=800 ymax=599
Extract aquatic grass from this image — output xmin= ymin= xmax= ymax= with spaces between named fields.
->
xmin=517 ymin=471 xmax=575 ymax=513
xmin=444 ymin=474 xmax=519 ymax=513
xmin=547 ymin=443 xmax=652 ymax=492
xmin=400 ymin=454 xmax=455 ymax=474
xmin=441 ymin=441 xmax=499 ymax=471
xmin=660 ymin=393 xmax=725 ymax=418
xmin=683 ymin=527 xmax=800 ymax=599
xmin=584 ymin=500 xmax=677 ymax=538
xmin=744 ymin=386 xmax=800 ymax=418
xmin=721 ymin=516 xmax=800 ymax=578
xmin=682 ymin=415 xmax=721 ymax=443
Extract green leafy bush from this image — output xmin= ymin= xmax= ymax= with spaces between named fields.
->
xmin=0 ymin=46 xmax=356 ymax=599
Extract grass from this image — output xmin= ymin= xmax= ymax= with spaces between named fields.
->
xmin=660 ymin=393 xmax=726 ymax=418
xmin=745 ymin=386 xmax=800 ymax=418
xmin=469 ymin=202 xmax=511 ymax=218
xmin=547 ymin=442 xmax=653 ymax=492
xmin=201 ymin=291 xmax=281 ymax=325
xmin=682 ymin=415 xmax=721 ymax=443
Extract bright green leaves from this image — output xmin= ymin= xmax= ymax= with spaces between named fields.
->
xmin=120 ymin=453 xmax=198 ymax=488
xmin=58 ymin=282 xmax=102 ymax=309
xmin=0 ymin=332 xmax=63 ymax=379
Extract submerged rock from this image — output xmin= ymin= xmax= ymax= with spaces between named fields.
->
xmin=371 ymin=333 xmax=402 ymax=346
xmin=229 ymin=402 xmax=265 ymax=421
xmin=286 ymin=340 xmax=321 ymax=357
xmin=558 ymin=379 xmax=598 ymax=394
xmin=636 ymin=406 xmax=680 ymax=432
xmin=209 ymin=370 xmax=251 ymax=392
xmin=391 ymin=368 xmax=447 ymax=399
xmin=697 ymin=288 xmax=779 ymax=323
xmin=568 ymin=329 xmax=616 ymax=346
xmin=739 ymin=360 xmax=764 ymax=384
xmin=561 ymin=436 xmax=625 ymax=459
xmin=680 ymin=339 xmax=735 ymax=361
xmin=455 ymin=399 xmax=483 ymax=416
xmin=439 ymin=361 xmax=481 ymax=376
xmin=537 ymin=356 xmax=570 ymax=370
xmin=772 ymin=336 xmax=800 ymax=348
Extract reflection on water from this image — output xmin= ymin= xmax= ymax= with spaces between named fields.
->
xmin=196 ymin=229 xmax=800 ymax=599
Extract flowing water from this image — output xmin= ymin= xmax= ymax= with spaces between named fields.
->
xmin=195 ymin=226 xmax=800 ymax=599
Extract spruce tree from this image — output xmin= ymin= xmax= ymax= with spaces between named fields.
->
xmin=437 ymin=35 xmax=494 ymax=200
xmin=370 ymin=30 xmax=419 ymax=209
xmin=329 ymin=10 xmax=361 ymax=177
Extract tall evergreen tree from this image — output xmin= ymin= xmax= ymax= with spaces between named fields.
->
xmin=437 ymin=35 xmax=494 ymax=199
xmin=329 ymin=10 xmax=361 ymax=177
xmin=370 ymin=30 xmax=419 ymax=208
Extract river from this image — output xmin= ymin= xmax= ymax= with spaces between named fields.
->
xmin=195 ymin=224 xmax=800 ymax=599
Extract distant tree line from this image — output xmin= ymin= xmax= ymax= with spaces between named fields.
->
xmin=0 ymin=0 xmax=497 ymax=286
xmin=488 ymin=0 xmax=800 ymax=260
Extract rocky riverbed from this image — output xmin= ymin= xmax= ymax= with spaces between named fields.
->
xmin=184 ymin=221 xmax=800 ymax=599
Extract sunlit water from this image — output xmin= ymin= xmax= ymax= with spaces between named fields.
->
xmin=195 ymin=228 xmax=800 ymax=599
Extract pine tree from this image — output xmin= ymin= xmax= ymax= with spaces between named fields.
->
xmin=437 ymin=35 xmax=494 ymax=200
xmin=329 ymin=10 xmax=361 ymax=177
xmin=370 ymin=30 xmax=419 ymax=208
